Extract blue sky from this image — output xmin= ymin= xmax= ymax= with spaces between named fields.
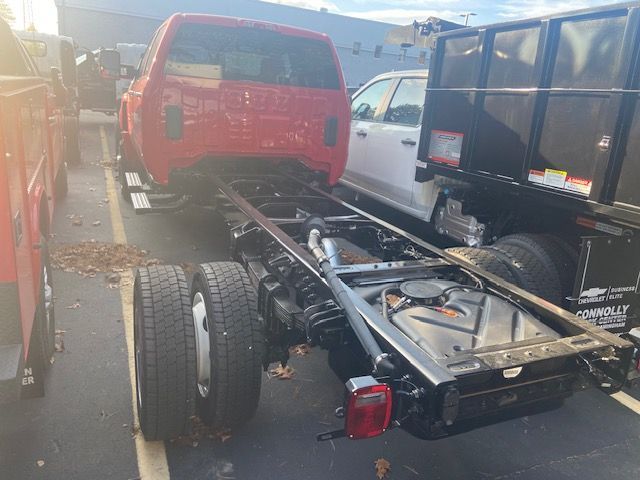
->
xmin=8 ymin=0 xmax=618 ymax=33
xmin=265 ymin=0 xmax=614 ymax=25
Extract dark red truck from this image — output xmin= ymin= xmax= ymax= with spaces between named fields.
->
xmin=0 ymin=19 xmax=68 ymax=403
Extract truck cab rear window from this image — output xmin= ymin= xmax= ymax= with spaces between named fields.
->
xmin=164 ymin=23 xmax=340 ymax=90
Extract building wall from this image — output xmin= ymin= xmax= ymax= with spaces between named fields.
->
xmin=56 ymin=1 xmax=429 ymax=87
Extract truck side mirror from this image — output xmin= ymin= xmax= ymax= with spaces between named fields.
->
xmin=50 ymin=67 xmax=67 ymax=107
xmin=98 ymin=49 xmax=121 ymax=80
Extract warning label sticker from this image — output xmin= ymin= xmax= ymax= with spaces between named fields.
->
xmin=564 ymin=176 xmax=593 ymax=195
xmin=528 ymin=169 xmax=592 ymax=196
xmin=528 ymin=169 xmax=544 ymax=184
xmin=542 ymin=168 xmax=567 ymax=188
xmin=428 ymin=130 xmax=463 ymax=167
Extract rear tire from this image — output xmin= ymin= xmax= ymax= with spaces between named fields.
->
xmin=191 ymin=262 xmax=264 ymax=429
xmin=486 ymin=243 xmax=562 ymax=304
xmin=539 ymin=234 xmax=579 ymax=302
xmin=133 ymin=265 xmax=197 ymax=440
xmin=494 ymin=234 xmax=566 ymax=304
xmin=445 ymin=246 xmax=518 ymax=284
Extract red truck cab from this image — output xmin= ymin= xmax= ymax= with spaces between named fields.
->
xmin=0 ymin=19 xmax=67 ymax=403
xmin=119 ymin=14 xmax=350 ymax=195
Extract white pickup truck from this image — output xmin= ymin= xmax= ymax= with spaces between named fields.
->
xmin=340 ymin=70 xmax=443 ymax=222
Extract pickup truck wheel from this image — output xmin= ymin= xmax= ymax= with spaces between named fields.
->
xmin=191 ymin=262 xmax=264 ymax=429
xmin=54 ymin=162 xmax=68 ymax=200
xmin=133 ymin=265 xmax=197 ymax=440
xmin=444 ymin=247 xmax=518 ymax=284
xmin=539 ymin=234 xmax=579 ymax=303
xmin=494 ymin=234 xmax=567 ymax=304
xmin=486 ymin=243 xmax=563 ymax=305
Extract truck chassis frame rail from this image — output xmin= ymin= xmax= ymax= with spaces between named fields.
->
xmin=132 ymin=163 xmax=633 ymax=441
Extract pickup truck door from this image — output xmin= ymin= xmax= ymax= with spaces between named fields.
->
xmin=343 ymin=79 xmax=393 ymax=188
xmin=128 ymin=25 xmax=165 ymax=160
xmin=362 ymin=77 xmax=427 ymax=205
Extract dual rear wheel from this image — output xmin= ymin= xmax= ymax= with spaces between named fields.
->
xmin=133 ymin=262 xmax=264 ymax=440
xmin=446 ymin=233 xmax=578 ymax=307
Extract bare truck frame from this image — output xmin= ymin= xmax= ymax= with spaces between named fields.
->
xmin=128 ymin=161 xmax=633 ymax=442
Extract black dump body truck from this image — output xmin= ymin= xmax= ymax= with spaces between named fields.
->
xmin=417 ymin=2 xmax=640 ymax=351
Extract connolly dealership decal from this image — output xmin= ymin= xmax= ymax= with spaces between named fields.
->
xmin=570 ymin=236 xmax=640 ymax=332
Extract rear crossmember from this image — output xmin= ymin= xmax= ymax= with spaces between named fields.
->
xmin=128 ymin=165 xmax=634 ymax=441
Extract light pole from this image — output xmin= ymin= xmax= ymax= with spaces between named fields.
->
xmin=459 ymin=12 xmax=477 ymax=26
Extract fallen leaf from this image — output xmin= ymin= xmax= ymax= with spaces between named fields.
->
xmin=54 ymin=337 xmax=65 ymax=353
xmin=72 ymin=218 xmax=83 ymax=226
xmin=375 ymin=458 xmax=391 ymax=479
xmin=289 ymin=343 xmax=311 ymax=357
xmin=180 ymin=263 xmax=198 ymax=274
xmin=36 ymin=460 xmax=45 ymax=468
xmin=386 ymin=294 xmax=401 ymax=306
xmin=92 ymin=220 xmax=101 ymax=227
xmin=270 ymin=365 xmax=295 ymax=380
xmin=107 ymin=273 xmax=121 ymax=284
xmin=215 ymin=429 xmax=232 ymax=443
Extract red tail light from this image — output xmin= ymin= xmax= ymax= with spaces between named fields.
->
xmin=345 ymin=376 xmax=392 ymax=439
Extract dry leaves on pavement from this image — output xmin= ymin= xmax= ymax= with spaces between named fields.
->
xmin=51 ymin=241 xmax=160 ymax=277
xmin=375 ymin=458 xmax=391 ymax=479
xmin=269 ymin=365 xmax=295 ymax=380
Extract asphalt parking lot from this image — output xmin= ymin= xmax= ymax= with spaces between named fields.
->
xmin=1 ymin=112 xmax=640 ymax=480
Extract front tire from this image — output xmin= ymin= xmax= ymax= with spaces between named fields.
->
xmin=191 ymin=262 xmax=264 ymax=429
xmin=133 ymin=265 xmax=197 ymax=440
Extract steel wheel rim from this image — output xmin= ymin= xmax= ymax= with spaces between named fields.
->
xmin=192 ymin=292 xmax=211 ymax=398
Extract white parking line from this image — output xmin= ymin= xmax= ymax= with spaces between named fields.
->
xmin=100 ymin=126 xmax=171 ymax=480
xmin=611 ymin=391 xmax=640 ymax=415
